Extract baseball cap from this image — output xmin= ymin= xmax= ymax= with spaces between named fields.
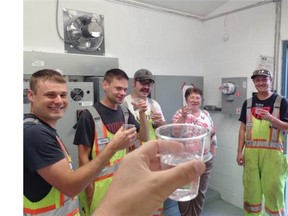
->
xmin=134 ymin=69 xmax=155 ymax=82
xmin=251 ymin=69 xmax=272 ymax=79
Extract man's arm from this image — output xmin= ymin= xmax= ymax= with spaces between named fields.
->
xmin=268 ymin=116 xmax=288 ymax=132
xmin=236 ymin=122 xmax=246 ymax=166
xmin=259 ymin=110 xmax=288 ymax=132
xmin=37 ymin=142 xmax=118 ymax=198
xmin=37 ymin=127 xmax=137 ymax=198
xmin=137 ymin=100 xmax=149 ymax=142
xmin=138 ymin=111 xmax=149 ymax=142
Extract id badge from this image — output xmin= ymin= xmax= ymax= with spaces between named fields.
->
xmin=98 ymin=137 xmax=110 ymax=146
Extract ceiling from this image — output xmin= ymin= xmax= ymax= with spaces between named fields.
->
xmin=130 ymin=0 xmax=230 ymax=17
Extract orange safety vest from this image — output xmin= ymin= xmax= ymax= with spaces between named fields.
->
xmin=86 ymin=105 xmax=129 ymax=212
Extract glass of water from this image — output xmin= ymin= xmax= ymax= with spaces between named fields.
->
xmin=155 ymin=123 xmax=207 ymax=202
xmin=132 ymin=98 xmax=142 ymax=111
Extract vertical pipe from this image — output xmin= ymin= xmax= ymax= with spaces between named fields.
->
xmin=273 ymin=0 xmax=281 ymax=91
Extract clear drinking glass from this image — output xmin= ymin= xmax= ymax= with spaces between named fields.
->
xmin=132 ymin=98 xmax=141 ymax=111
xmin=155 ymin=123 xmax=207 ymax=201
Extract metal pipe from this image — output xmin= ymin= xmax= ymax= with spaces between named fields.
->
xmin=106 ymin=0 xmax=274 ymax=22
xmin=203 ymin=0 xmax=274 ymax=21
xmin=105 ymin=0 xmax=203 ymax=20
xmin=272 ymin=0 xmax=281 ymax=92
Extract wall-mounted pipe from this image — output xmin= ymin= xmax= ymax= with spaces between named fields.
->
xmin=105 ymin=0 xmax=203 ymax=20
xmin=203 ymin=0 xmax=273 ymax=21
xmin=272 ymin=0 xmax=281 ymax=92
xmin=106 ymin=0 xmax=275 ymax=22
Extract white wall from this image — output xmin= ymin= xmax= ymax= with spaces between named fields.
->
xmin=202 ymin=1 xmax=288 ymax=208
xmin=24 ymin=0 xmax=288 ymax=209
xmin=24 ymin=0 xmax=204 ymax=77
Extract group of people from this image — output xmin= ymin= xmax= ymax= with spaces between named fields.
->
xmin=24 ymin=67 xmax=288 ymax=216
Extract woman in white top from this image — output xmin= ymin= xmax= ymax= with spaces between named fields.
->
xmin=171 ymin=87 xmax=217 ymax=216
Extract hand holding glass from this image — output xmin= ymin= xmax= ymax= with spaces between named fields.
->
xmin=132 ymin=98 xmax=141 ymax=111
xmin=123 ymin=124 xmax=135 ymax=130
xmin=186 ymin=103 xmax=193 ymax=115
xmin=155 ymin=123 xmax=207 ymax=201
xmin=123 ymin=124 xmax=137 ymax=151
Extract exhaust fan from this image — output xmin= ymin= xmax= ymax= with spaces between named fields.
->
xmin=63 ymin=8 xmax=105 ymax=55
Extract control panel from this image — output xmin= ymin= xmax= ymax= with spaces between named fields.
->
xmin=220 ymin=77 xmax=247 ymax=115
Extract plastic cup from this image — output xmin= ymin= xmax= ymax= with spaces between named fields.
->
xmin=123 ymin=124 xmax=136 ymax=152
xmin=123 ymin=124 xmax=135 ymax=130
xmin=150 ymin=104 xmax=157 ymax=113
xmin=132 ymin=98 xmax=141 ymax=111
xmin=155 ymin=123 xmax=208 ymax=202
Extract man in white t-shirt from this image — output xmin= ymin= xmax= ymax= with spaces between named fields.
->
xmin=124 ymin=69 xmax=165 ymax=141
xmin=124 ymin=68 xmax=166 ymax=215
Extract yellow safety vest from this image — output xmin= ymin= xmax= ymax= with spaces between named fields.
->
xmin=87 ymin=105 xmax=128 ymax=210
xmin=24 ymin=118 xmax=80 ymax=216
xmin=245 ymin=95 xmax=285 ymax=151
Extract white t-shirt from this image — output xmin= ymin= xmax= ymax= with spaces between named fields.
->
xmin=124 ymin=94 xmax=165 ymax=122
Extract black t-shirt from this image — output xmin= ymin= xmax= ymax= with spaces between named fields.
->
xmin=73 ymin=102 xmax=140 ymax=148
xmin=24 ymin=114 xmax=65 ymax=202
xmin=239 ymin=93 xmax=288 ymax=124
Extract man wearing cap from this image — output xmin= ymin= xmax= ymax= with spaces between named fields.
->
xmin=124 ymin=68 xmax=167 ymax=216
xmin=124 ymin=69 xmax=165 ymax=140
xmin=237 ymin=68 xmax=288 ymax=215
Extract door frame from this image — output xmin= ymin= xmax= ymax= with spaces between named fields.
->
xmin=281 ymin=40 xmax=288 ymax=213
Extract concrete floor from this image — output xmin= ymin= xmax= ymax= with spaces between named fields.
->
xmin=163 ymin=188 xmax=244 ymax=216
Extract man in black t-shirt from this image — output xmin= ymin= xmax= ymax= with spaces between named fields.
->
xmin=24 ymin=69 xmax=140 ymax=216
xmin=73 ymin=68 xmax=149 ymax=215
xmin=237 ymin=68 xmax=288 ymax=215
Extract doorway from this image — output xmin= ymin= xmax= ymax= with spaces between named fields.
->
xmin=282 ymin=40 xmax=288 ymax=214
xmin=281 ymin=40 xmax=288 ymax=97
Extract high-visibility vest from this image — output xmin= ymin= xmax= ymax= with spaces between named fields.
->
xmin=245 ymin=95 xmax=285 ymax=151
xmin=24 ymin=117 xmax=80 ymax=216
xmin=86 ymin=105 xmax=129 ymax=209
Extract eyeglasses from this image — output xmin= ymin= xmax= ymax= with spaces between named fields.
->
xmin=136 ymin=79 xmax=154 ymax=87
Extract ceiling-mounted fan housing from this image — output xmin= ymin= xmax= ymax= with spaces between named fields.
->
xmin=63 ymin=8 xmax=105 ymax=55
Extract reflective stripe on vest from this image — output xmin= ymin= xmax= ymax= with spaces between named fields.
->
xmin=265 ymin=206 xmax=285 ymax=216
xmin=24 ymin=195 xmax=79 ymax=216
xmin=24 ymin=117 xmax=40 ymax=124
xmin=246 ymin=95 xmax=283 ymax=150
xmin=246 ymin=98 xmax=253 ymax=141
xmin=245 ymin=140 xmax=284 ymax=149
xmin=87 ymin=105 xmax=128 ymax=179
xmin=244 ymin=202 xmax=262 ymax=213
xmin=271 ymin=96 xmax=282 ymax=142
xmin=24 ymin=117 xmax=80 ymax=216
